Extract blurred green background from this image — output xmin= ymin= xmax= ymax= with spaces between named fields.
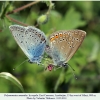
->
xmin=0 ymin=1 xmax=100 ymax=93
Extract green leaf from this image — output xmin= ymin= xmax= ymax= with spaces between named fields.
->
xmin=0 ymin=72 xmax=24 ymax=93
xmin=40 ymin=10 xmax=62 ymax=34
xmin=59 ymin=7 xmax=86 ymax=30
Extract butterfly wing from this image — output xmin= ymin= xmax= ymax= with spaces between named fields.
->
xmin=24 ymin=26 xmax=46 ymax=63
xmin=64 ymin=30 xmax=86 ymax=62
xmin=9 ymin=25 xmax=31 ymax=58
xmin=9 ymin=25 xmax=46 ymax=63
xmin=48 ymin=30 xmax=86 ymax=65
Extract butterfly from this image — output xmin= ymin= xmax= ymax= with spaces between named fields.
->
xmin=9 ymin=25 xmax=46 ymax=64
xmin=45 ymin=30 xmax=86 ymax=71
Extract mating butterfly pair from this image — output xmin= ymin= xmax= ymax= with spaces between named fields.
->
xmin=9 ymin=25 xmax=86 ymax=71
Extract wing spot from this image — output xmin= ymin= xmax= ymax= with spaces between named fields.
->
xmin=63 ymin=38 xmax=65 ymax=40
xmin=74 ymin=38 xmax=76 ymax=40
xmin=69 ymin=34 xmax=71 ymax=37
xmin=32 ymin=30 xmax=35 ymax=33
xmin=60 ymin=39 xmax=62 ymax=41
xmin=38 ymin=34 xmax=41 ymax=38
xmin=69 ymin=45 xmax=72 ymax=48
xmin=68 ymin=42 xmax=70 ymax=44
xmin=28 ymin=28 xmax=32 ymax=32
xmin=55 ymin=34 xmax=59 ymax=38
xmin=69 ymin=37 xmax=72 ymax=40
xmin=79 ymin=39 xmax=81 ymax=42
xmin=66 ymin=33 xmax=69 ymax=37
xmin=61 ymin=46 xmax=64 ymax=49
xmin=17 ymin=27 xmax=20 ymax=31
xmin=71 ymin=41 xmax=73 ymax=43
xmin=21 ymin=28 xmax=24 ymax=32
xmin=76 ymin=38 xmax=79 ymax=41
xmin=82 ymin=34 xmax=85 ymax=36
xmin=63 ymin=33 xmax=66 ymax=36
xmin=41 ymin=37 xmax=45 ymax=41
xmin=59 ymin=33 xmax=63 ymax=37
xmin=50 ymin=37 xmax=55 ymax=42
xmin=75 ymin=31 xmax=78 ymax=34
xmin=25 ymin=31 xmax=28 ymax=34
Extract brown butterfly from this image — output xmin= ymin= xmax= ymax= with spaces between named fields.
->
xmin=45 ymin=30 xmax=86 ymax=71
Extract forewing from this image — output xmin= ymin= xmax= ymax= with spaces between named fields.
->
xmin=64 ymin=30 xmax=86 ymax=62
xmin=9 ymin=25 xmax=31 ymax=58
xmin=9 ymin=25 xmax=46 ymax=62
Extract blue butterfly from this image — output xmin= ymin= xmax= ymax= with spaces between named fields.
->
xmin=9 ymin=25 xmax=46 ymax=64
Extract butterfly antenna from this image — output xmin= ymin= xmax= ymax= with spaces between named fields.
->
xmin=13 ymin=59 xmax=29 ymax=70
xmin=67 ymin=63 xmax=77 ymax=79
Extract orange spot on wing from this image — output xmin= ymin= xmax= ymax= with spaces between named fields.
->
xmin=55 ymin=34 xmax=59 ymax=38
xmin=59 ymin=33 xmax=63 ymax=37
xmin=66 ymin=33 xmax=69 ymax=37
xmin=63 ymin=33 xmax=66 ymax=36
xmin=50 ymin=37 xmax=55 ymax=42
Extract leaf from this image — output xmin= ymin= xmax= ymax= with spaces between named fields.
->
xmin=0 ymin=72 xmax=24 ymax=92
xmin=40 ymin=10 xmax=62 ymax=34
xmin=59 ymin=7 xmax=86 ymax=30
